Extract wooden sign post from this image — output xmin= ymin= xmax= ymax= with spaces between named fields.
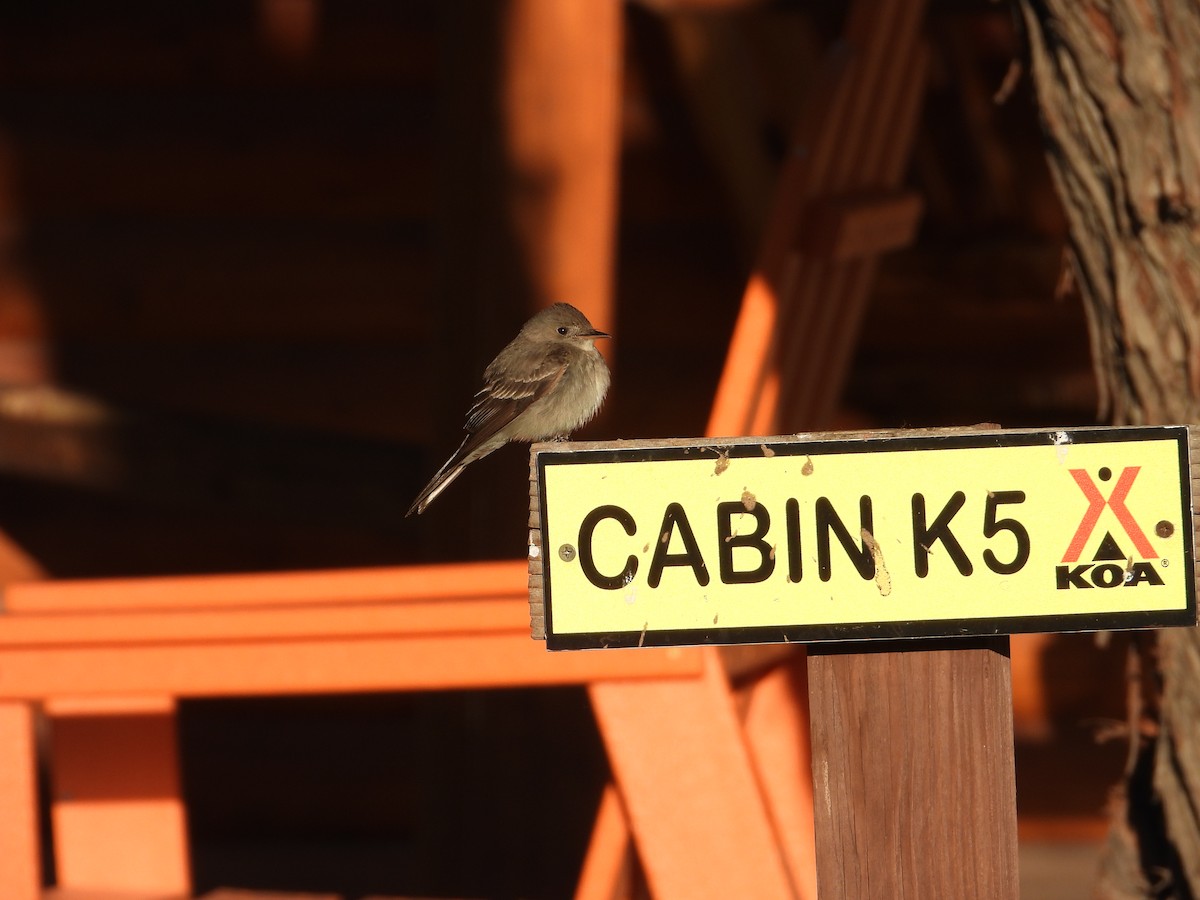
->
xmin=807 ymin=637 xmax=1018 ymax=898
xmin=529 ymin=425 xmax=1197 ymax=896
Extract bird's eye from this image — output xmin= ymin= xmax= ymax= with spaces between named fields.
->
xmin=557 ymin=326 xmax=569 ymax=335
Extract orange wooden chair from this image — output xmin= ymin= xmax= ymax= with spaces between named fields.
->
xmin=0 ymin=2 xmax=927 ymax=897
xmin=575 ymin=0 xmax=928 ymax=895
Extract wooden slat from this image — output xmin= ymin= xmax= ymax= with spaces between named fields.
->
xmin=41 ymin=890 xmax=188 ymax=900
xmin=742 ymin=656 xmax=819 ymax=899
xmin=0 ymin=703 xmax=40 ymax=900
xmin=574 ymin=784 xmax=635 ymax=900
xmin=48 ymin=703 xmax=190 ymax=895
xmin=799 ymin=190 xmax=924 ymax=262
xmin=705 ymin=47 xmax=854 ymax=437
xmin=40 ymin=889 xmax=344 ymax=900
xmin=589 ymin=648 xmax=793 ymax=899
xmin=0 ymin=635 xmax=702 ymax=700
xmin=200 ymin=890 xmax=341 ymax=900
xmin=1191 ymin=425 xmax=1199 ymax=599
xmin=529 ymin=452 xmax=546 ymax=638
xmin=3 ymin=560 xmax=528 ymax=613
xmin=775 ymin=7 xmax=929 ymax=432
xmin=0 ymin=598 xmax=530 ymax=647
xmin=501 ymin=0 xmax=621 ymax=339
xmin=784 ymin=41 xmax=932 ymax=430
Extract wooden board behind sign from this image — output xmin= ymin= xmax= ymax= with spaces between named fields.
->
xmin=807 ymin=637 xmax=1020 ymax=898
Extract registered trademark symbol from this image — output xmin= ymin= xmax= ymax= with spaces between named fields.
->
xmin=1162 ymin=558 xmax=1170 ymax=568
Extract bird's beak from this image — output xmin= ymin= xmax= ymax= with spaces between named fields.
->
xmin=586 ymin=328 xmax=610 ymax=339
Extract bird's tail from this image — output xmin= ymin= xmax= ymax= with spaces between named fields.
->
xmin=406 ymin=450 xmax=470 ymax=517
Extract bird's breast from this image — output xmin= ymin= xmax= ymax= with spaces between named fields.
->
xmin=513 ymin=347 xmax=610 ymax=440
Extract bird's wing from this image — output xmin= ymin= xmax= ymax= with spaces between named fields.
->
xmin=456 ymin=345 xmax=569 ymax=455
xmin=406 ymin=353 xmax=568 ymax=517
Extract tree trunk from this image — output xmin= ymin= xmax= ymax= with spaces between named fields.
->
xmin=1016 ymin=2 xmax=1200 ymax=897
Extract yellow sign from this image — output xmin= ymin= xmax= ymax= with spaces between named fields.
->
xmin=535 ymin=427 xmax=1196 ymax=649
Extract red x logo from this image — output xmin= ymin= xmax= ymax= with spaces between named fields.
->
xmin=1062 ymin=467 xmax=1156 ymax=563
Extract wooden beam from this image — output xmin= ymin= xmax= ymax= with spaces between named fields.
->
xmin=574 ymin=784 xmax=636 ymax=900
xmin=590 ymin=649 xmax=794 ymax=899
xmin=47 ymin=698 xmax=190 ymax=895
xmin=0 ymin=703 xmax=39 ymax=900
xmin=774 ymin=1 xmax=929 ymax=432
xmin=807 ymin=638 xmax=1019 ymax=899
xmin=800 ymin=190 xmax=924 ymax=262
xmin=501 ymin=0 xmax=621 ymax=337
xmin=0 ymin=628 xmax=702 ymax=700
xmin=4 ymin=559 xmax=530 ymax=613
xmin=742 ymin=657 xmax=819 ymax=899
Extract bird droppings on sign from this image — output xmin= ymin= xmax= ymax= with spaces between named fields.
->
xmin=802 ymin=456 xmax=814 ymax=475
xmin=1053 ymin=430 xmax=1071 ymax=464
xmin=713 ymin=451 xmax=730 ymax=475
xmin=760 ymin=444 xmax=775 ymax=458
xmin=861 ymin=528 xmax=892 ymax=596
xmin=741 ymin=489 xmax=757 ymax=511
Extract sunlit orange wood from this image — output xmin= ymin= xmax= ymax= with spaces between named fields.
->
xmin=1010 ymin=633 xmax=1054 ymax=740
xmin=0 ymin=633 xmax=701 ymax=700
xmin=41 ymin=890 xmax=188 ymax=900
xmin=47 ymin=698 xmax=189 ymax=895
xmin=0 ymin=702 xmax=39 ymax=900
xmin=502 ymin=0 xmax=621 ymax=339
xmin=589 ymin=649 xmax=793 ymax=899
xmin=708 ymin=273 xmax=779 ymax=437
xmin=4 ymin=559 xmax=528 ymax=613
xmin=0 ymin=527 xmax=44 ymax=583
xmin=743 ymin=657 xmax=819 ymax=899
xmin=0 ymin=557 xmax=704 ymax=900
xmin=574 ymin=783 xmax=635 ymax=900
xmin=705 ymin=47 xmax=854 ymax=438
xmin=0 ymin=598 xmax=531 ymax=646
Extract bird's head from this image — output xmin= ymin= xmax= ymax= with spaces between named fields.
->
xmin=524 ymin=303 xmax=610 ymax=345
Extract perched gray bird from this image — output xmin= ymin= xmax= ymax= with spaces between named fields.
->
xmin=406 ymin=302 xmax=611 ymax=516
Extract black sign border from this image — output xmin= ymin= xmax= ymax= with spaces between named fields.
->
xmin=537 ymin=426 xmax=1196 ymax=651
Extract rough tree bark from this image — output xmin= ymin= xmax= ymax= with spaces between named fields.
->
xmin=1016 ymin=2 xmax=1200 ymax=898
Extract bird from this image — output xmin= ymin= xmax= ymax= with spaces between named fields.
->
xmin=406 ymin=302 xmax=611 ymax=516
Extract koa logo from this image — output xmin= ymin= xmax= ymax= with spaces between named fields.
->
xmin=1056 ymin=466 xmax=1163 ymax=590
